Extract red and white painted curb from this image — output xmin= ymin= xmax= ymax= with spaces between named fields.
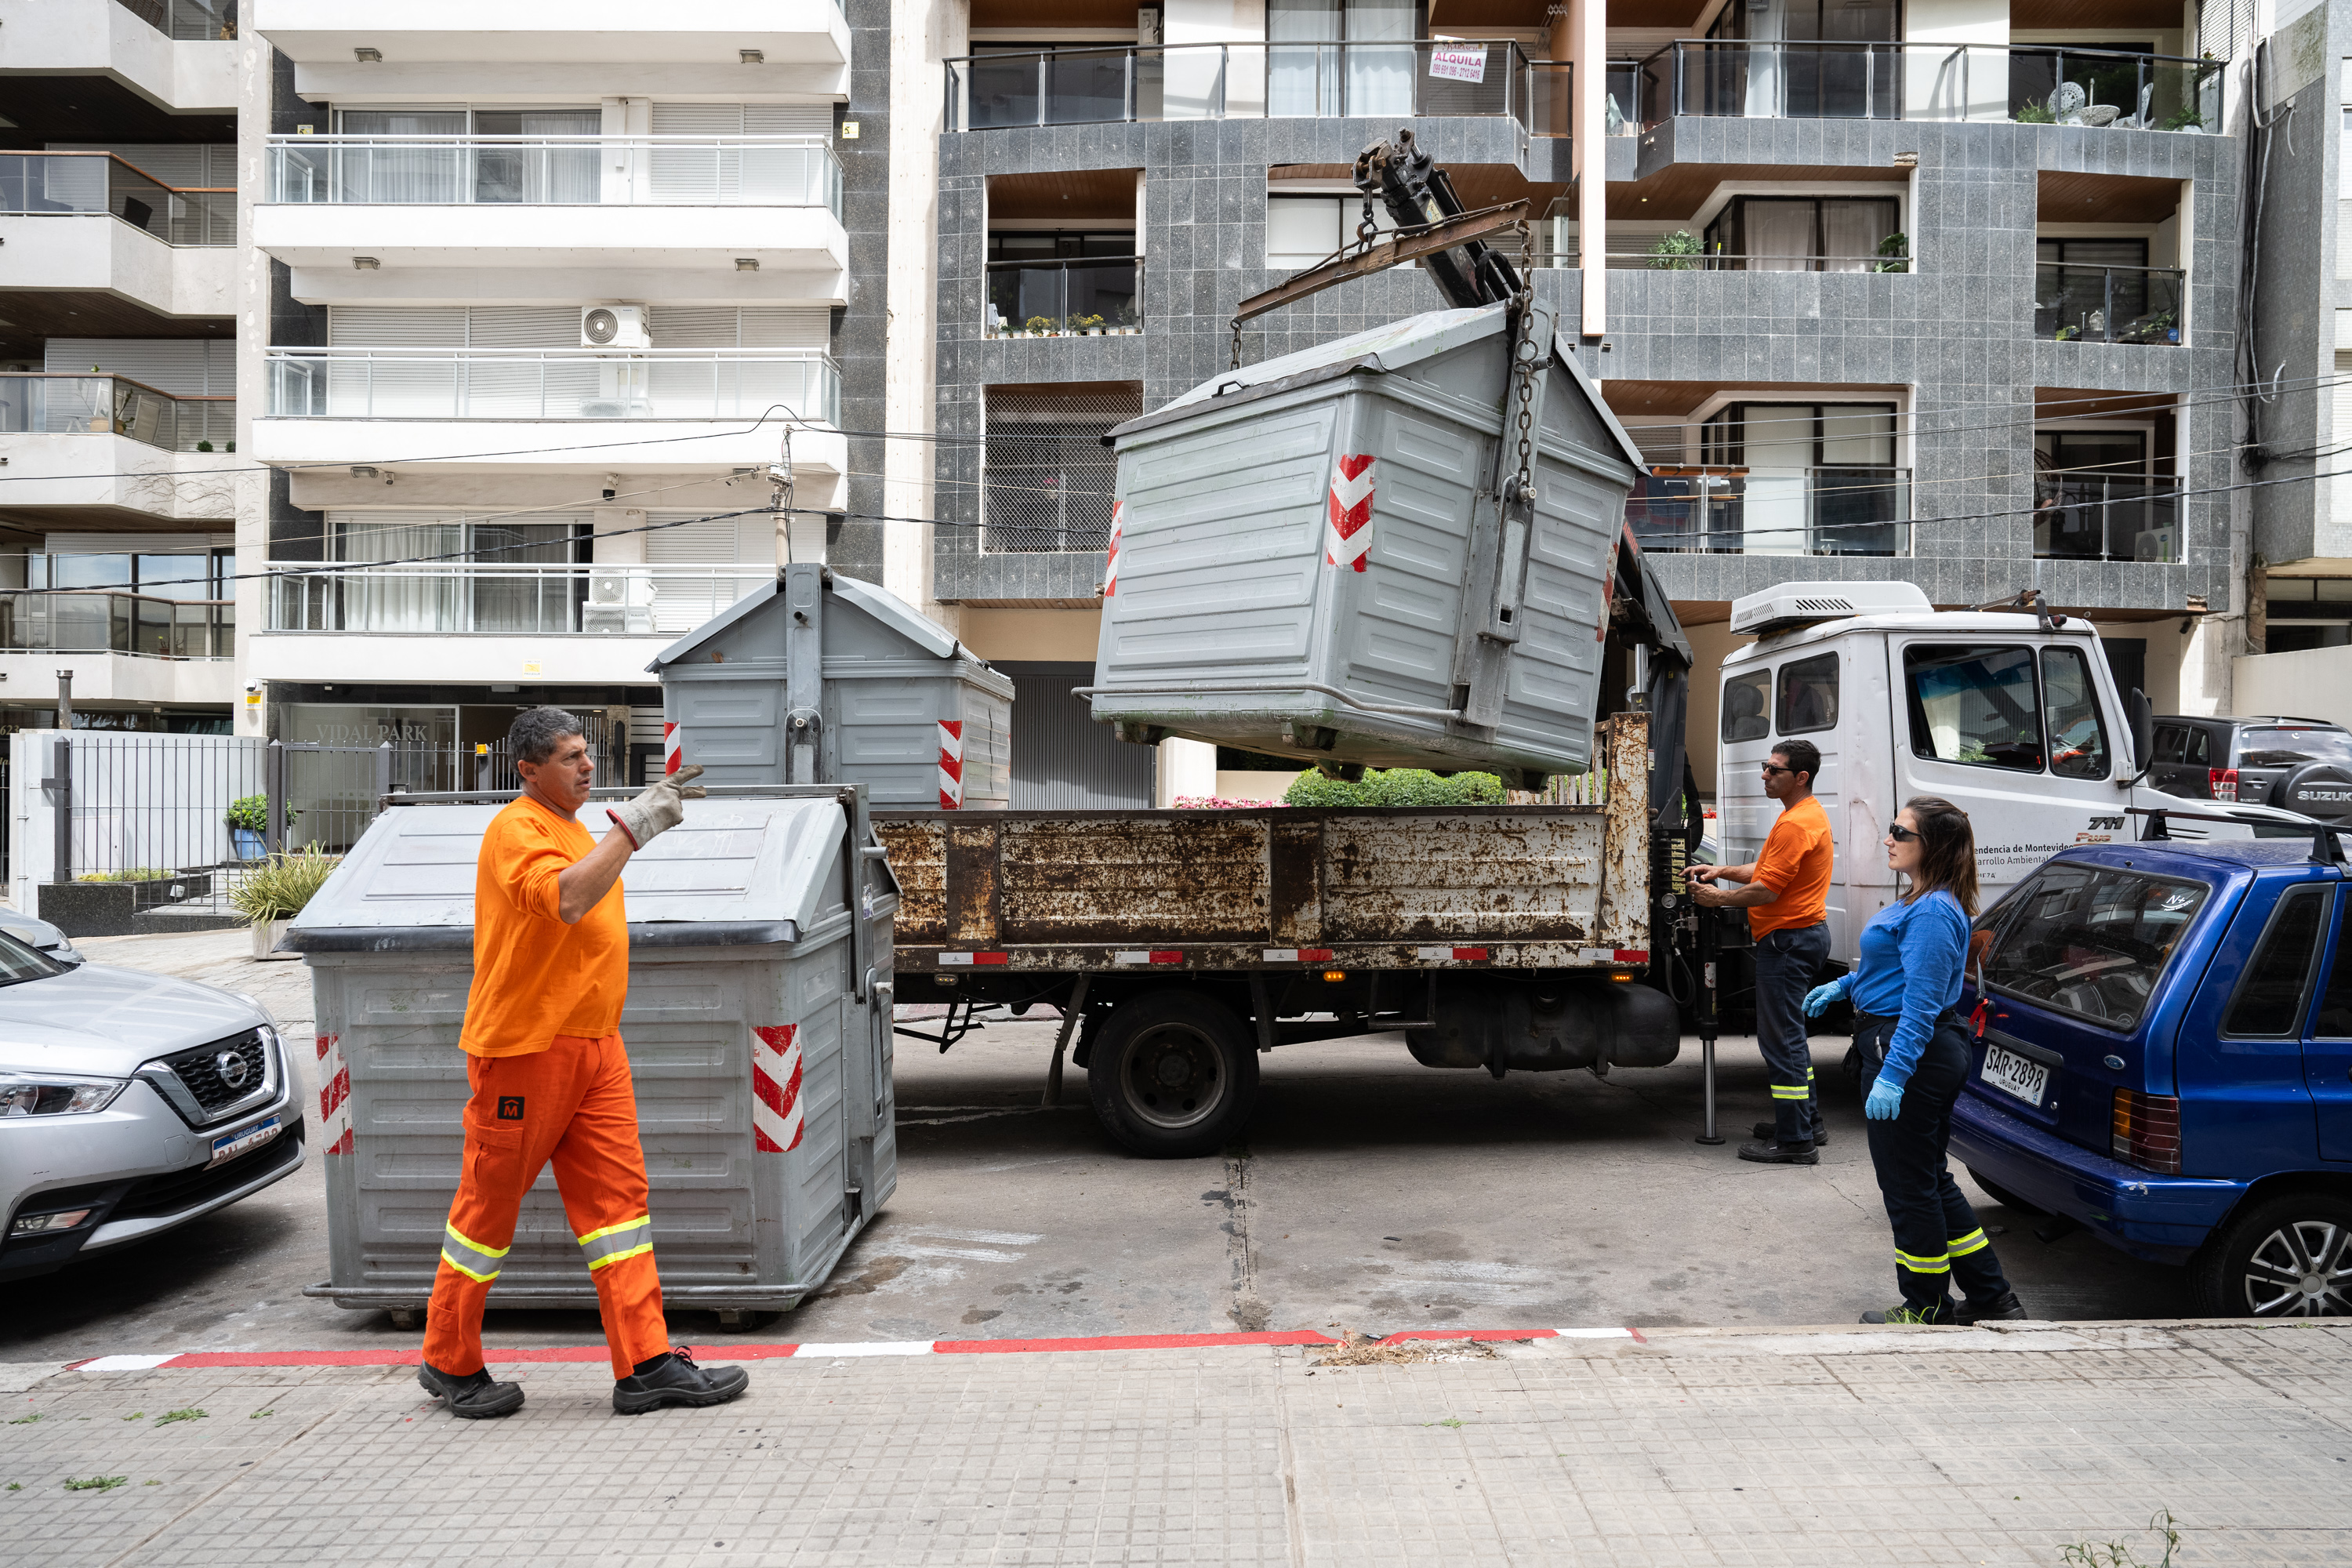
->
xmin=65 ymin=1327 xmax=1639 ymax=1372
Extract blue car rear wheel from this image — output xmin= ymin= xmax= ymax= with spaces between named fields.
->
xmin=2191 ymin=1192 xmax=2352 ymax=1317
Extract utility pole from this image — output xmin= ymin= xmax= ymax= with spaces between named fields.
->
xmin=53 ymin=670 xmax=73 ymax=731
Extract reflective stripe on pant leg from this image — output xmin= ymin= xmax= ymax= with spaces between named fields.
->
xmin=441 ymin=1223 xmax=509 ymax=1283
xmin=1947 ymin=1228 xmax=1989 ymax=1259
xmin=1895 ymin=1247 xmax=1951 ymax=1274
xmin=1771 ymin=1082 xmax=1813 ymax=1099
xmin=578 ymin=1214 xmax=653 ymax=1272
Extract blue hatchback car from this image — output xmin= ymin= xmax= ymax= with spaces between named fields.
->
xmin=1948 ymin=837 xmax=2352 ymax=1317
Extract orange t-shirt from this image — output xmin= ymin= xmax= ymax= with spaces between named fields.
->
xmin=458 ymin=794 xmax=629 ymax=1058
xmin=1746 ymin=793 xmax=1834 ymax=938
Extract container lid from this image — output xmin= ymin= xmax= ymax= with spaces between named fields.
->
xmin=287 ymin=795 xmax=858 ymax=953
xmin=644 ymin=568 xmax=967 ymax=673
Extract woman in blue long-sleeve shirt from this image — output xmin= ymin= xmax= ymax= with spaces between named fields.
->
xmin=1804 ymin=797 xmax=2028 ymax=1326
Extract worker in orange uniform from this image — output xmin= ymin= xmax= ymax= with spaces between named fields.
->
xmin=416 ymin=706 xmax=749 ymax=1418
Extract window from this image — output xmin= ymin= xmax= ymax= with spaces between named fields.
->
xmin=1905 ymin=644 xmax=2043 ymax=771
xmin=1721 ymin=668 xmax=1770 ymax=742
xmin=2185 ymin=727 xmax=2210 ymax=767
xmin=2042 ymin=648 xmax=2111 ymax=779
xmin=2152 ymin=724 xmax=2188 ymax=764
xmin=1983 ymin=862 xmax=2211 ymax=1031
xmin=1267 ymin=194 xmax=1396 ymax=269
xmin=981 ymin=383 xmax=1140 ymax=554
xmin=2222 ymin=886 xmax=2330 ymax=1037
xmin=2234 ymin=728 xmax=2352 ymax=770
xmin=2314 ymin=902 xmax=2352 ymax=1038
xmin=1775 ymin=653 xmax=1838 ymax=735
xmin=1703 ymin=197 xmax=1899 ymax=272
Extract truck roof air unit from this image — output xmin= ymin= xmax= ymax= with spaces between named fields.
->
xmin=1730 ymin=581 xmax=1934 ymax=638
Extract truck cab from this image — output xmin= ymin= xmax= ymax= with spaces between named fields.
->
xmin=1715 ymin=581 xmax=2212 ymax=968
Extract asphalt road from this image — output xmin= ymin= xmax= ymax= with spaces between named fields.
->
xmin=0 ymin=930 xmax=2190 ymax=1362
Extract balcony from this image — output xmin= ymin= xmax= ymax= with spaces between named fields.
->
xmin=2 ymin=373 xmax=234 ymax=452
xmin=1598 ymin=246 xmax=1909 ymax=273
xmin=1626 ymin=466 xmax=1911 ymax=557
xmin=2033 ymin=476 xmax=2178 ymax=562
xmin=0 ymin=154 xmax=235 ymax=318
xmin=115 ymin=0 xmax=237 ymax=40
xmin=0 ymin=589 xmax=232 ymax=661
xmin=0 ymin=1 xmax=237 ymax=113
xmin=0 ymin=152 xmax=234 ymax=245
xmin=2034 ymin=261 xmax=2183 ymax=347
xmin=946 ymin=42 xmax=1563 ymax=133
xmin=1626 ymin=42 xmax=2223 ymax=131
xmin=985 ymin=257 xmax=1142 ymax=339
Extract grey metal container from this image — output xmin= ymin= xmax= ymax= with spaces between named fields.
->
xmin=650 ymin=563 xmax=1013 ymax=809
xmin=292 ymin=787 xmax=898 ymax=1323
xmin=1087 ymin=303 xmax=1646 ymax=784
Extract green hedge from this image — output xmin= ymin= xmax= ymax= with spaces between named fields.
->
xmin=1282 ymin=768 xmax=1505 ymax=807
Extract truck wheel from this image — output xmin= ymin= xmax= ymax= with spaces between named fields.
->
xmin=2189 ymin=1192 xmax=2352 ymax=1317
xmin=1086 ymin=990 xmax=1260 ymax=1159
xmin=1964 ymin=1167 xmax=2048 ymax=1218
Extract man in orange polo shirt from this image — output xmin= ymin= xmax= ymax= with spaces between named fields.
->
xmin=1687 ymin=737 xmax=1835 ymax=1166
xmin=416 ymin=706 xmax=749 ymax=1418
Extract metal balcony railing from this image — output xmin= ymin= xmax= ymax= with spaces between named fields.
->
xmin=0 ymin=374 xmax=235 ymax=453
xmin=264 ymin=349 xmax=840 ymax=425
xmin=265 ymin=136 xmax=843 ymax=216
xmin=2035 ymin=262 xmax=2184 ymax=345
xmin=985 ymin=256 xmax=1144 ymax=337
xmin=0 ymin=592 xmax=234 ymax=659
xmin=1626 ymin=466 xmax=1911 ymax=557
xmin=114 ymin=0 xmax=236 ymax=40
xmin=947 ymin=42 xmax=1565 ymax=134
xmin=2034 ymin=475 xmax=2180 ymax=562
xmin=1600 ymin=248 xmax=1911 ymax=273
xmin=267 ymin=562 xmax=775 ymax=637
xmin=0 ymin=153 xmax=235 ymax=246
xmin=1628 ymin=41 xmax=2223 ymax=130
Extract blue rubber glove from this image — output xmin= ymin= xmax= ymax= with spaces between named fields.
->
xmin=1803 ymin=981 xmax=1846 ymax=1018
xmin=1864 ymin=1079 xmax=1904 ymax=1120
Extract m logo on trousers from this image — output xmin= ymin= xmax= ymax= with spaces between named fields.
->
xmin=496 ymin=1096 xmax=525 ymax=1121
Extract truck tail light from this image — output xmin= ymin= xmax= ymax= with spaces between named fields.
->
xmin=2111 ymin=1089 xmax=2181 ymax=1174
xmin=2209 ymin=768 xmax=2238 ymax=802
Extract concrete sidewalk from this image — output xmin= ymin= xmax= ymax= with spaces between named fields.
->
xmin=3 ymin=1322 xmax=2347 ymax=1567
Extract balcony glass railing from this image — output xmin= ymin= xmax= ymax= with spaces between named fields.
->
xmin=114 ymin=0 xmax=236 ymax=41
xmin=0 ymin=592 xmax=233 ymax=659
xmin=2035 ymin=262 xmax=2183 ymax=345
xmin=264 ymin=349 xmax=840 ymax=425
xmin=1599 ymin=248 xmax=1910 ymax=272
xmin=947 ymin=42 xmax=1564 ymax=133
xmin=266 ymin=136 xmax=843 ymax=216
xmin=985 ymin=257 xmax=1143 ymax=337
xmin=267 ymin=562 xmax=774 ymax=637
xmin=2034 ymin=475 xmax=2179 ymax=562
xmin=0 ymin=375 xmax=235 ymax=452
xmin=1626 ymin=466 xmax=1911 ymax=556
xmin=0 ymin=153 xmax=235 ymax=246
xmin=1628 ymin=42 xmax=2223 ymax=130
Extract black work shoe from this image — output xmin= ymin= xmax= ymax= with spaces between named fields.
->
xmin=1861 ymin=1301 xmax=1956 ymax=1326
xmin=1737 ymin=1138 xmax=1819 ymax=1165
xmin=612 ymin=1345 xmax=750 ymax=1415
xmin=417 ymin=1360 xmax=524 ymax=1419
xmin=1751 ymin=1122 xmax=1829 ymax=1146
xmin=1955 ymin=1290 xmax=2029 ymax=1324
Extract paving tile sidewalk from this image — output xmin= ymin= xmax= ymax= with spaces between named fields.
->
xmin=4 ymin=1322 xmax=2348 ymax=1567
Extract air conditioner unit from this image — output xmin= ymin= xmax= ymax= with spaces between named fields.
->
xmin=581 ymin=304 xmax=650 ymax=349
xmin=591 ymin=572 xmax=629 ymax=604
xmin=1730 ymin=580 xmax=1933 ymax=637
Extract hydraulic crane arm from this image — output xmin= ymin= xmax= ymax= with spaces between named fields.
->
xmin=1350 ymin=129 xmax=1523 ymax=310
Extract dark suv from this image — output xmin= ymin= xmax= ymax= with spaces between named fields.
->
xmin=2147 ymin=716 xmax=2352 ymax=822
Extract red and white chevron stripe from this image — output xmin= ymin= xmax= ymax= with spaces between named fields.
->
xmin=751 ymin=1024 xmax=804 ymax=1153
xmin=1102 ymin=500 xmax=1123 ymax=597
xmin=938 ymin=720 xmax=964 ymax=810
xmin=662 ymin=720 xmax=681 ymax=775
xmin=316 ymin=1033 xmax=353 ymax=1156
xmin=1326 ymin=455 xmax=1375 ymax=572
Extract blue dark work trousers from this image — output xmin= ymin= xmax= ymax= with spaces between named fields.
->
xmin=1857 ymin=1013 xmax=2014 ymax=1315
xmin=1751 ymin=921 xmax=1830 ymax=1147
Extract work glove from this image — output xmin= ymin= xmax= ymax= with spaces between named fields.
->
xmin=1803 ymin=980 xmax=1847 ymax=1018
xmin=606 ymin=764 xmax=706 ymax=850
xmin=1864 ymin=1079 xmax=1904 ymax=1121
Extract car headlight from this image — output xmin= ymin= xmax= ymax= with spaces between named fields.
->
xmin=0 ymin=1074 xmax=128 ymax=1116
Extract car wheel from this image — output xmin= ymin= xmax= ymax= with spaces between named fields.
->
xmin=2189 ymin=1192 xmax=2352 ymax=1317
xmin=1965 ymin=1167 xmax=2049 ymax=1218
xmin=1086 ymin=990 xmax=1260 ymax=1159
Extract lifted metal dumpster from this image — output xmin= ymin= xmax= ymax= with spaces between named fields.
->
xmin=293 ymin=786 xmax=898 ymax=1327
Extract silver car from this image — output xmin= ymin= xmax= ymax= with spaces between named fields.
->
xmin=0 ymin=934 xmax=302 ymax=1281
xmin=0 ymin=906 xmax=83 ymax=967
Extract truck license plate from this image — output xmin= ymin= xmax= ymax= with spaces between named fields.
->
xmin=1980 ymin=1045 xmax=2049 ymax=1108
xmin=210 ymin=1114 xmax=281 ymax=1167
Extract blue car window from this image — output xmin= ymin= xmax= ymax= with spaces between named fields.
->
xmin=2303 ymin=901 xmax=2352 ymax=1039
xmin=1981 ymin=862 xmax=2210 ymax=1031
xmin=2222 ymin=887 xmax=2330 ymax=1037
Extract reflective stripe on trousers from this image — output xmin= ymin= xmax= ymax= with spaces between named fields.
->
xmin=578 ymin=1214 xmax=654 ymax=1272
xmin=441 ymin=1224 xmax=509 ymax=1283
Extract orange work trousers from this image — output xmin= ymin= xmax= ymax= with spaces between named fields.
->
xmin=423 ymin=1033 xmax=669 ymax=1380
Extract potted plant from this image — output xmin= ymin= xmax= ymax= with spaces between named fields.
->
xmin=224 ymin=793 xmax=294 ymax=862
xmin=1116 ymin=303 xmax=1141 ymax=335
xmin=2161 ymin=104 xmax=2203 ymax=132
xmin=1073 ymin=314 xmax=1105 ymax=336
xmin=230 ymin=846 xmax=340 ymax=960
xmin=1025 ymin=314 xmax=1055 ymax=338
xmin=2014 ymin=100 xmax=2056 ymax=124
xmin=1646 ymin=230 xmax=1704 ymax=271
xmin=1872 ymin=233 xmax=1909 ymax=274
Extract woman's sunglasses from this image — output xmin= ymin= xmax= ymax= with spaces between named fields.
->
xmin=1885 ymin=823 xmax=1922 ymax=843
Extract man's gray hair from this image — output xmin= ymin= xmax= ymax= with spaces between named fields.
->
xmin=509 ymin=706 xmax=586 ymax=765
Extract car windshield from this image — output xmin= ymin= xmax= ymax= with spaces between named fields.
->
xmin=1981 ymin=862 xmax=2210 ymax=1032
xmin=0 ymin=931 xmax=63 ymax=986
xmin=2238 ymin=728 xmax=2352 ymax=768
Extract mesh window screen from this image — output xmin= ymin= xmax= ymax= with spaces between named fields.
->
xmin=982 ymin=384 xmax=1141 ymax=554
